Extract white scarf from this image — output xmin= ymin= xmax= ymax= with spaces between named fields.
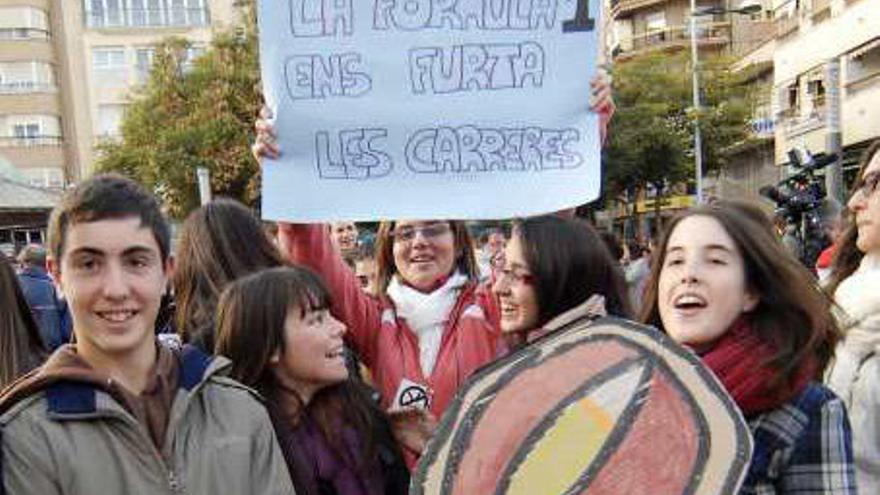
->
xmin=835 ymin=252 xmax=880 ymax=358
xmin=386 ymin=271 xmax=469 ymax=377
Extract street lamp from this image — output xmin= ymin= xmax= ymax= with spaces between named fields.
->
xmin=689 ymin=2 xmax=761 ymax=204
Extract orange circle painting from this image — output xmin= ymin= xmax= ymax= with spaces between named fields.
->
xmin=413 ymin=318 xmax=752 ymax=495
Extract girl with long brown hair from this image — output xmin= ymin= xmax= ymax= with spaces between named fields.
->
xmin=173 ymin=198 xmax=285 ymax=351
xmin=825 ymin=140 xmax=880 ymax=492
xmin=641 ymin=203 xmax=855 ymax=493
xmin=215 ymin=267 xmax=408 ymax=495
xmin=0 ymin=252 xmax=47 ymax=388
xmin=492 ymin=215 xmax=632 ymax=347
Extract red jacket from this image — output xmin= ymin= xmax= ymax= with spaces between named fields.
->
xmin=281 ymin=224 xmax=501 ymax=420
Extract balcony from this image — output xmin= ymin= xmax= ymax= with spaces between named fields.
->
xmin=85 ymin=8 xmax=209 ymax=29
xmin=610 ymin=0 xmax=669 ymax=18
xmin=0 ymin=81 xmax=57 ymax=95
xmin=774 ymin=15 xmax=798 ymax=38
xmin=615 ymin=22 xmax=732 ymax=60
xmin=0 ymin=27 xmax=50 ymax=41
xmin=0 ymin=136 xmax=63 ymax=148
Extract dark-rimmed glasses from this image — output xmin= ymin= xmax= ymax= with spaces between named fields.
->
xmin=853 ymin=171 xmax=880 ymax=199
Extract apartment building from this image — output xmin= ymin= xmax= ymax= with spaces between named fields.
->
xmin=608 ymin=0 xmax=773 ymax=61
xmin=0 ymin=0 xmax=240 ymax=191
xmin=772 ymin=0 xmax=880 ymax=177
xmin=603 ymin=0 xmax=775 ymax=236
xmin=711 ymin=36 xmax=780 ymax=205
xmin=0 ymin=0 xmax=66 ymax=190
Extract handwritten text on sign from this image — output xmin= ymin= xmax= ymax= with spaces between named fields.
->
xmin=259 ymin=0 xmax=600 ymax=221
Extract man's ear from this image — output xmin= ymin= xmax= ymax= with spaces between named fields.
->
xmin=47 ymin=257 xmax=62 ymax=287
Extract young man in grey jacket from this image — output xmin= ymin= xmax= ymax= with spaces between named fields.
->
xmin=0 ymin=174 xmax=296 ymax=495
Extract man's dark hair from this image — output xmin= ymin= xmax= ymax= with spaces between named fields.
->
xmin=48 ymin=174 xmax=171 ymax=263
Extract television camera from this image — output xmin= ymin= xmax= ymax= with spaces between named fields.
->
xmin=759 ymin=148 xmax=838 ymax=268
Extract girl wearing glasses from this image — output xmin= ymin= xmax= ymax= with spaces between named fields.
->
xmin=491 ymin=215 xmax=632 ymax=347
xmin=826 ymin=140 xmax=880 ymax=493
xmin=641 ymin=204 xmax=855 ymax=494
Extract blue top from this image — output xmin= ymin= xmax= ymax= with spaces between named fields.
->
xmin=17 ymin=267 xmax=71 ymax=350
xmin=742 ymin=382 xmax=857 ymax=494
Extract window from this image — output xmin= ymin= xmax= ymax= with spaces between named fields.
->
xmin=22 ymin=168 xmax=65 ymax=189
xmin=807 ymin=77 xmax=825 ymax=107
xmin=645 ymin=11 xmax=666 ymax=31
xmin=5 ymin=115 xmax=62 ymax=144
xmin=92 ymin=47 xmax=127 ymax=88
xmin=106 ymin=0 xmax=123 ymax=26
xmin=846 ymin=38 xmax=880 ymax=85
xmin=98 ymin=104 xmax=126 ymax=137
xmin=776 ymin=77 xmax=799 ymax=118
xmin=182 ymin=45 xmax=205 ymax=72
xmin=146 ymin=0 xmax=164 ymax=26
xmin=0 ymin=62 xmax=55 ymax=93
xmin=0 ymin=7 xmax=50 ymax=39
xmin=13 ymin=123 xmax=40 ymax=139
xmin=92 ymin=48 xmax=126 ymax=69
xmin=788 ymin=82 xmax=799 ymax=110
xmin=135 ymin=47 xmax=155 ymax=83
xmin=84 ymin=0 xmax=208 ymax=28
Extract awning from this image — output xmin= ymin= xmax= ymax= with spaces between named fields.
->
xmin=849 ymin=37 xmax=880 ymax=60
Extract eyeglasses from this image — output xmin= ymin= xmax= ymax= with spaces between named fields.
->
xmin=390 ymin=223 xmax=451 ymax=243
xmin=497 ymin=266 xmax=535 ymax=286
xmin=853 ymin=171 xmax=880 ymax=199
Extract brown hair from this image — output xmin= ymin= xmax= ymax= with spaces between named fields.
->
xmin=48 ymin=174 xmax=170 ymax=264
xmin=372 ymin=220 xmax=479 ymax=298
xmin=514 ymin=215 xmax=632 ymax=325
xmin=173 ymin=198 xmax=285 ymax=350
xmin=640 ymin=205 xmax=840 ymax=387
xmin=827 ymin=140 xmax=880 ymax=296
xmin=215 ymin=267 xmax=384 ymax=472
xmin=0 ymin=253 xmax=47 ymax=388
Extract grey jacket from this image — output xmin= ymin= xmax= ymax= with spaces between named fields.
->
xmin=0 ymin=345 xmax=297 ymax=495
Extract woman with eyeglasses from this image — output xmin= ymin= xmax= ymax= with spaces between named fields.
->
xmin=491 ymin=215 xmax=632 ymax=348
xmin=826 ymin=140 xmax=880 ymax=493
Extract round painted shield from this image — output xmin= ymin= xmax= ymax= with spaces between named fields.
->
xmin=412 ymin=317 xmax=752 ymax=495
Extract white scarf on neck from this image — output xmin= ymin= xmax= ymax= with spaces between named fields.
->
xmin=835 ymin=252 xmax=880 ymax=358
xmin=386 ymin=271 xmax=469 ymax=376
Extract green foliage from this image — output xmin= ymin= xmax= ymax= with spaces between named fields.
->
xmin=95 ymin=7 xmax=262 ymax=219
xmin=603 ymin=51 xmax=752 ymax=202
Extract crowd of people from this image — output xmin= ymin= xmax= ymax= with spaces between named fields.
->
xmin=1 ymin=85 xmax=879 ymax=492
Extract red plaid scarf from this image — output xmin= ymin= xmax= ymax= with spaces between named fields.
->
xmin=701 ymin=316 xmax=814 ymax=416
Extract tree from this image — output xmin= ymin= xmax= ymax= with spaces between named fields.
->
xmin=602 ymin=51 xmax=753 ymax=236
xmin=95 ymin=5 xmax=262 ymax=219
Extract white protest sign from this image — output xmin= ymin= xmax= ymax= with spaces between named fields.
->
xmin=259 ymin=0 xmax=601 ymax=221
